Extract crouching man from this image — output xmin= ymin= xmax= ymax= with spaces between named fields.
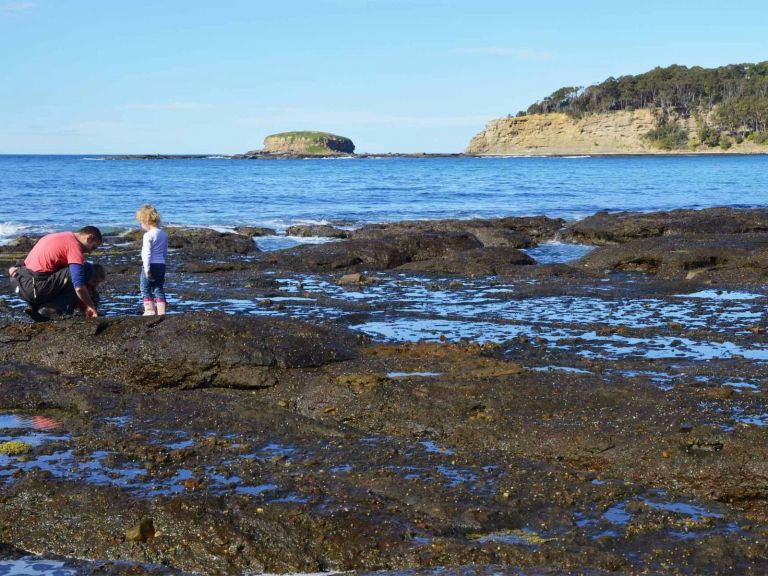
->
xmin=8 ymin=226 xmax=103 ymax=321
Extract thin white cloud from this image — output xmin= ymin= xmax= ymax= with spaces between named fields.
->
xmin=0 ymin=1 xmax=35 ymax=14
xmin=126 ymin=102 xmax=213 ymax=111
xmin=455 ymin=47 xmax=553 ymax=61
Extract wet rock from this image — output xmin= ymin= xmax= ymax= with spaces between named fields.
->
xmin=286 ymin=224 xmax=350 ymax=238
xmin=115 ymin=227 xmax=257 ymax=257
xmin=577 ymin=233 xmax=768 ymax=282
xmin=0 ymin=313 xmax=359 ymax=389
xmin=125 ymin=518 xmax=155 ymax=542
xmin=236 ymin=226 xmax=277 ymax=237
xmin=177 ymin=262 xmax=255 ymax=273
xmin=258 ymin=231 xmax=482 ymax=272
xmin=563 ymin=208 xmax=768 ymax=245
xmin=352 ymin=215 xmax=563 ymax=245
xmin=166 ymin=228 xmax=257 ymax=257
xmin=396 ymin=246 xmax=535 ymax=275
xmin=335 ymin=373 xmax=387 ymax=394
xmin=0 ymin=235 xmax=40 ymax=254
xmin=337 ymin=272 xmax=365 ymax=285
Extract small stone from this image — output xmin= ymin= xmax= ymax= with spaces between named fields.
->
xmin=338 ymin=273 xmax=364 ymax=285
xmin=662 ymin=450 xmax=671 ymax=458
xmin=125 ymin=518 xmax=156 ymax=542
xmin=323 ymin=406 xmax=337 ymax=414
xmin=183 ymin=478 xmax=200 ymax=490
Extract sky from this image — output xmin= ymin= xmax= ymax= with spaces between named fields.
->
xmin=1 ymin=0 xmax=767 ymax=154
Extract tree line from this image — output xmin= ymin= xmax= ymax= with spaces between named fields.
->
xmin=520 ymin=62 xmax=768 ymax=143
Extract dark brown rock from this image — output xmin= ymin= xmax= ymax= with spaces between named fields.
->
xmin=0 ymin=313 xmax=359 ymax=389
xmin=286 ymin=225 xmax=350 ymax=238
xmin=235 ymin=226 xmax=277 ymax=237
xmin=125 ymin=518 xmax=155 ymax=542
xmin=396 ymin=246 xmax=535 ymax=275
xmin=258 ymin=231 xmax=483 ymax=272
xmin=107 ymin=227 xmax=257 ymax=257
xmin=577 ymin=233 xmax=768 ymax=282
xmin=564 ymin=208 xmax=768 ymax=245
xmin=353 ymin=215 xmax=564 ymax=246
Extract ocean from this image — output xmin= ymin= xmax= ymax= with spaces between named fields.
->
xmin=2 ymin=154 xmax=768 ymax=244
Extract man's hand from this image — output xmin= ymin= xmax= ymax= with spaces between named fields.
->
xmin=8 ymin=266 xmax=18 ymax=278
xmin=145 ymin=269 xmax=153 ymax=280
xmin=76 ymin=285 xmax=98 ymax=317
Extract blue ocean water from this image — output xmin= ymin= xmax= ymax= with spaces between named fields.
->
xmin=1 ymin=154 xmax=768 ymax=243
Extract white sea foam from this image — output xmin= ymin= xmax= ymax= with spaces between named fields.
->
xmin=0 ymin=222 xmax=33 ymax=245
xmin=256 ymin=235 xmax=340 ymax=251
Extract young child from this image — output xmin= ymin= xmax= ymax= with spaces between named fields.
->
xmin=136 ymin=204 xmax=169 ymax=316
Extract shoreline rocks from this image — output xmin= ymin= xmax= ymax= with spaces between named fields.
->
xmin=2 ymin=207 xmax=768 ymax=574
xmin=0 ymin=313 xmax=360 ymax=389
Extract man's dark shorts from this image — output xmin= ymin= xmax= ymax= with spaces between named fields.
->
xmin=11 ymin=266 xmax=74 ymax=307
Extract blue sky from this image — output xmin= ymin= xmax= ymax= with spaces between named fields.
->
xmin=1 ymin=0 xmax=766 ymax=154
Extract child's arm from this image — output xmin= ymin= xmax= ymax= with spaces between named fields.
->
xmin=141 ymin=232 xmax=152 ymax=278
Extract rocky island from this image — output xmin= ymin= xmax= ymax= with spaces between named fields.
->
xmin=237 ymin=131 xmax=356 ymax=158
xmin=468 ymin=61 xmax=768 ymax=155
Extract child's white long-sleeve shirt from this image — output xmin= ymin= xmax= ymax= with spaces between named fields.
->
xmin=141 ymin=227 xmax=168 ymax=273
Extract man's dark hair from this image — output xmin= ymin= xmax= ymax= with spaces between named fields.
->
xmin=78 ymin=226 xmax=103 ymax=243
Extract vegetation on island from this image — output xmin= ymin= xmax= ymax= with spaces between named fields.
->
xmin=263 ymin=131 xmax=355 ymax=154
xmin=518 ymin=62 xmax=768 ymax=150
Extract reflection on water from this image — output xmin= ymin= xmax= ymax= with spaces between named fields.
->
xmin=0 ymin=415 xmax=60 ymax=431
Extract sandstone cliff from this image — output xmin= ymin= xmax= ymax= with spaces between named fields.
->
xmin=466 ymin=110 xmax=765 ymax=155
xmin=261 ymin=131 xmax=355 ymax=155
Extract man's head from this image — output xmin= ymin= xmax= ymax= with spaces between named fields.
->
xmin=76 ymin=226 xmax=103 ymax=253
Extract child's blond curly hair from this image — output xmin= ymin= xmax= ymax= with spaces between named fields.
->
xmin=136 ymin=204 xmax=161 ymax=226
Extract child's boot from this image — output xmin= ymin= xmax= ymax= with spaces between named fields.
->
xmin=143 ymin=301 xmax=156 ymax=316
xmin=156 ymin=301 xmax=166 ymax=316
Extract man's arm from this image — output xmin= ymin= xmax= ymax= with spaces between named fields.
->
xmin=69 ymin=263 xmax=98 ymax=317
xmin=75 ymin=285 xmax=98 ymax=317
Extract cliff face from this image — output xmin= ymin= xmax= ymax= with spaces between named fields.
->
xmin=466 ymin=110 xmax=762 ymax=155
xmin=262 ymin=131 xmax=355 ymax=155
